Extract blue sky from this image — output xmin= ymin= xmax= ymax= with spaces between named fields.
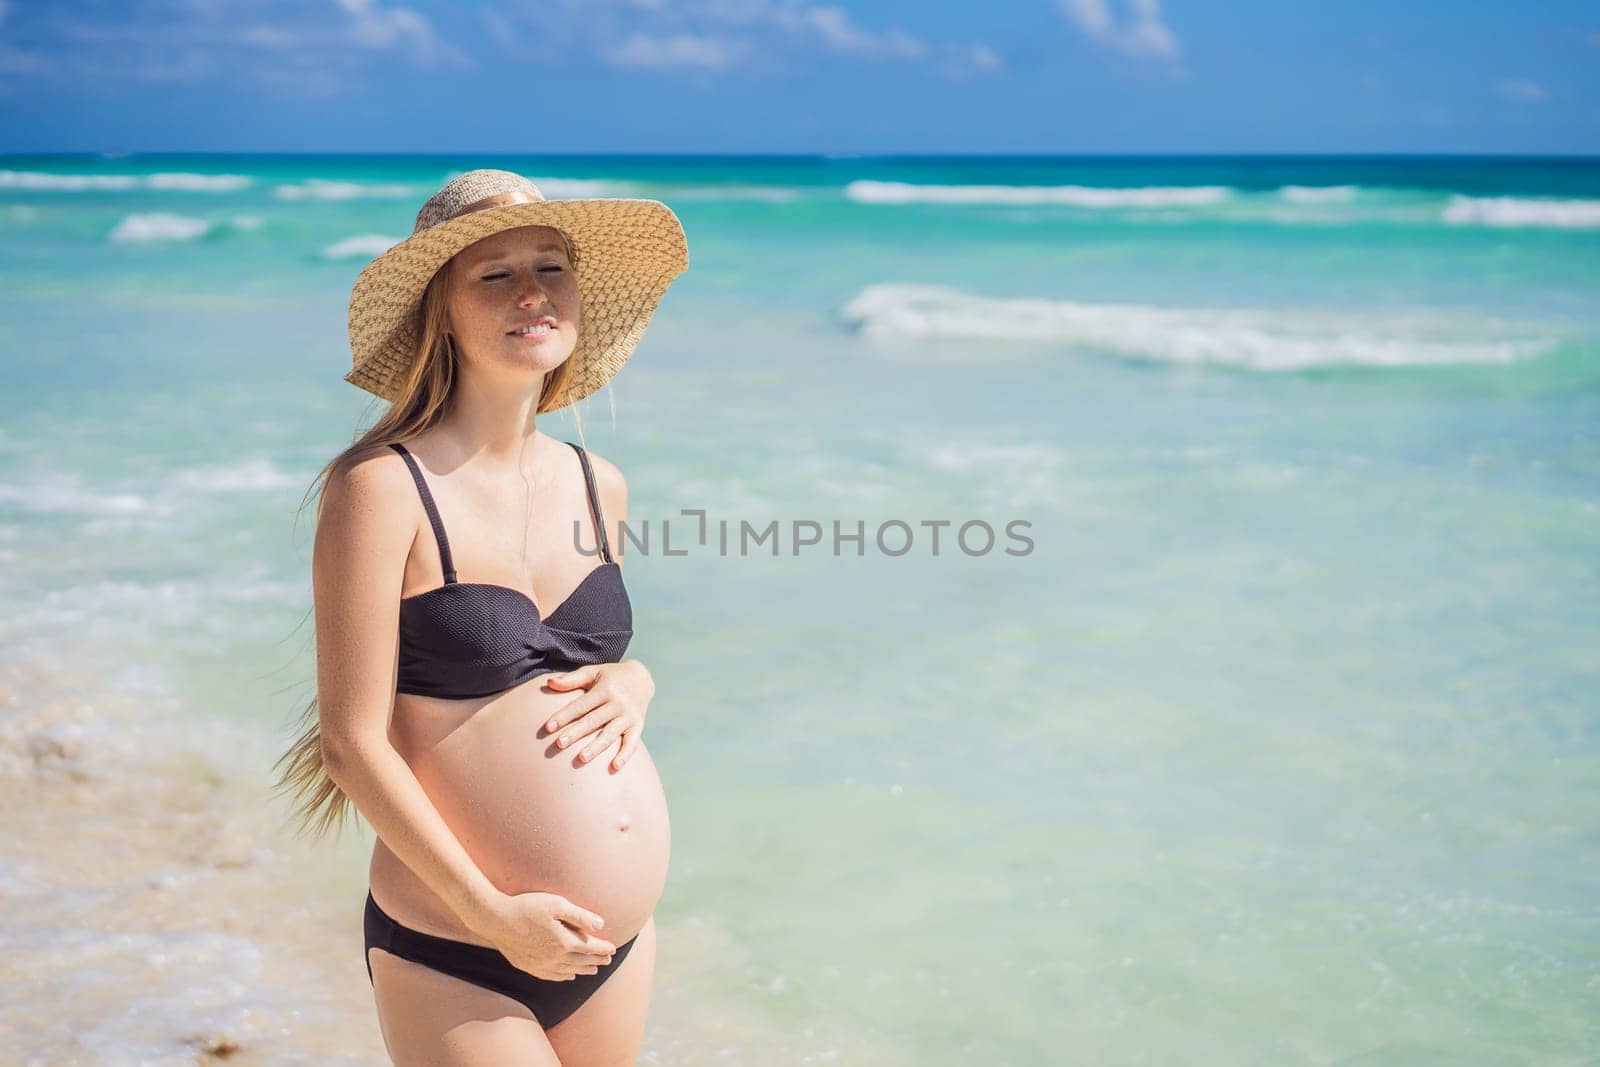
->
xmin=1 ymin=0 xmax=1597 ymax=154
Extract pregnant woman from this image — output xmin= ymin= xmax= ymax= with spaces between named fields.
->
xmin=273 ymin=169 xmax=688 ymax=1065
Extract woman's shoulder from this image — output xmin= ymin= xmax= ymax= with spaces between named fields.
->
xmin=312 ymin=442 xmax=421 ymax=585
xmin=323 ymin=441 xmax=419 ymax=515
xmin=578 ymin=446 xmax=624 ymax=486
xmin=568 ymin=441 xmax=627 ymax=503
xmin=566 ymin=441 xmax=627 ymax=527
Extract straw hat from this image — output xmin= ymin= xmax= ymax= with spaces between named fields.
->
xmin=345 ymin=169 xmax=688 ymax=409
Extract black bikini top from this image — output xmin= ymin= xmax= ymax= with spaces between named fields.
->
xmin=389 ymin=441 xmax=633 ymax=700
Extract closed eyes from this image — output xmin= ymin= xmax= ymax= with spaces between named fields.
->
xmin=482 ymin=267 xmax=564 ymax=280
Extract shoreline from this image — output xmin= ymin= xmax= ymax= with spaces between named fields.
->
xmin=0 ymin=665 xmax=385 ymax=1064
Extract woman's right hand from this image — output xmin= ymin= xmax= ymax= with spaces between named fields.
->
xmin=463 ymin=890 xmax=617 ymax=981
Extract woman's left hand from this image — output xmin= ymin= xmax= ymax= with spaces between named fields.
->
xmin=541 ymin=659 xmax=655 ymax=772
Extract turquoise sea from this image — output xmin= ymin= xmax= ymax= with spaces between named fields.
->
xmin=0 ymin=154 xmax=1596 ymax=1064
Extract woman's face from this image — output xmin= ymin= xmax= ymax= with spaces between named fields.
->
xmin=445 ymin=225 xmax=579 ymax=390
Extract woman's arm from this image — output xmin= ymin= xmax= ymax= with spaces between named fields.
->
xmin=312 ymin=448 xmax=499 ymax=925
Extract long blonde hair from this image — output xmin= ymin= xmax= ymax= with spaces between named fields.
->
xmin=271 ymin=241 xmax=579 ymax=842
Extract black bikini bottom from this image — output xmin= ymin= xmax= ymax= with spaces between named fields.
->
xmin=363 ymin=890 xmax=639 ymax=1030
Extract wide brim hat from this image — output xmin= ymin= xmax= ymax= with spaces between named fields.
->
xmin=345 ymin=169 xmax=688 ymax=410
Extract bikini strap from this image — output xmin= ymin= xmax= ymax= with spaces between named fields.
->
xmin=566 ymin=441 xmax=615 ymax=564
xmin=389 ymin=443 xmax=458 ymax=584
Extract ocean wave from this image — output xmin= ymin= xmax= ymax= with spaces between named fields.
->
xmin=1278 ymin=185 xmax=1358 ymax=203
xmin=844 ymin=180 xmax=1233 ymax=207
xmin=0 ymin=169 xmax=139 ymax=191
xmin=174 ymin=458 xmax=301 ymax=492
xmin=321 ymin=233 xmax=402 ymax=260
xmin=0 ymin=479 xmax=157 ymax=515
xmin=144 ymin=172 xmax=253 ymax=192
xmin=527 ymin=177 xmax=635 ymax=197
xmin=840 ymin=283 xmax=1555 ymax=371
xmin=0 ymin=462 xmax=301 ymax=530
xmin=913 ymin=440 xmax=1078 ymax=511
xmin=108 ymin=213 xmax=211 ymax=243
xmin=105 ymin=213 xmax=266 ymax=243
xmin=0 ymin=169 xmax=250 ymax=192
xmin=1441 ymin=195 xmax=1600 ymax=229
xmin=660 ymin=183 xmax=801 ymax=203
xmin=273 ymin=178 xmax=418 ymax=201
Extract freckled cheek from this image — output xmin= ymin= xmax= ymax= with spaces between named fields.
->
xmin=461 ymin=295 xmax=513 ymax=340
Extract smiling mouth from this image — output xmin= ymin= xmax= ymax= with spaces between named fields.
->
xmin=508 ymin=322 xmax=557 ymax=337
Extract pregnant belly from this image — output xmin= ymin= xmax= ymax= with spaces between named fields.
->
xmin=368 ymin=679 xmax=672 ymax=949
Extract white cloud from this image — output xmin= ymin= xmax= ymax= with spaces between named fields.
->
xmin=334 ymin=0 xmax=465 ymax=68
xmin=1497 ymin=78 xmax=1546 ymax=103
xmin=5 ymin=0 xmax=1001 ymax=89
xmin=1123 ymin=0 xmax=1178 ymax=59
xmin=490 ymin=0 xmax=995 ymax=79
xmin=774 ymin=6 xmax=926 ymax=60
xmin=3 ymin=0 xmax=469 ymax=92
xmin=1057 ymin=0 xmax=1181 ymax=61
xmin=965 ymin=43 xmax=1003 ymax=73
xmin=605 ymin=33 xmax=740 ymax=70
xmin=1061 ymin=0 xmax=1112 ymax=36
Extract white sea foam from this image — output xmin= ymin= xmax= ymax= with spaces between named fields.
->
xmin=844 ymin=180 xmax=1233 ymax=207
xmin=527 ymin=177 xmax=634 ymax=197
xmin=0 ymin=855 xmax=48 ymax=895
xmin=664 ymin=184 xmax=801 ymax=203
xmin=6 ymin=919 xmax=271 ymax=1064
xmin=1278 ymin=185 xmax=1358 ymax=203
xmin=321 ymin=233 xmax=402 ymax=259
xmin=0 ymin=169 xmax=140 ymax=190
xmin=840 ymin=283 xmax=1555 ymax=370
xmin=108 ymin=212 xmax=211 ymax=243
xmin=923 ymin=442 xmax=1068 ymax=510
xmin=174 ymin=457 xmax=301 ymax=492
xmin=143 ymin=172 xmax=253 ymax=192
xmin=273 ymin=178 xmax=418 ymax=201
xmin=0 ymin=169 xmax=250 ymax=192
xmin=0 ymin=478 xmax=157 ymax=516
xmin=1441 ymin=195 xmax=1600 ymax=229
